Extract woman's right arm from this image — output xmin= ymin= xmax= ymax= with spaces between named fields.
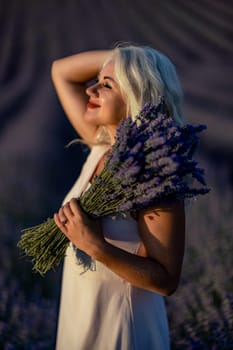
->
xmin=51 ymin=50 xmax=112 ymax=142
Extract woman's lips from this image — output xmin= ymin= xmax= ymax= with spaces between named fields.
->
xmin=87 ymin=101 xmax=100 ymax=109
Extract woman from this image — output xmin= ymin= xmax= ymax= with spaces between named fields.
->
xmin=52 ymin=44 xmax=185 ymax=350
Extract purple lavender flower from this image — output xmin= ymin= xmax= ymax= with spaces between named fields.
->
xmin=18 ymin=100 xmax=210 ymax=274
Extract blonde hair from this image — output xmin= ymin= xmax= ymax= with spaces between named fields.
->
xmin=104 ymin=44 xmax=185 ymax=126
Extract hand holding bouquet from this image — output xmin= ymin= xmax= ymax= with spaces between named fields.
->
xmin=17 ymin=101 xmax=210 ymax=275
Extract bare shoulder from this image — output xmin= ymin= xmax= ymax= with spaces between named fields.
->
xmin=138 ymin=200 xmax=185 ymax=224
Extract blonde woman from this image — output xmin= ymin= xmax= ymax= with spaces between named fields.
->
xmin=52 ymin=44 xmax=185 ymax=350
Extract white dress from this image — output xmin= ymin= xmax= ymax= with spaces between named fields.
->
xmin=56 ymin=144 xmax=170 ymax=350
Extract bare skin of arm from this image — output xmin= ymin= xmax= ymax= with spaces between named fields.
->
xmin=51 ymin=50 xmax=113 ymax=142
xmin=54 ymin=198 xmax=185 ymax=296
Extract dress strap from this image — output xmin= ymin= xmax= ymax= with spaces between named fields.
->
xmin=62 ymin=144 xmax=111 ymax=204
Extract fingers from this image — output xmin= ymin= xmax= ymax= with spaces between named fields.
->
xmin=63 ymin=201 xmax=75 ymax=218
xmin=60 ymin=201 xmax=75 ymax=222
xmin=54 ymin=199 xmax=80 ymax=227
xmin=53 ymin=198 xmax=103 ymax=253
xmin=69 ymin=198 xmax=82 ymax=216
xmin=57 ymin=207 xmax=67 ymax=224
xmin=54 ymin=212 xmax=66 ymax=228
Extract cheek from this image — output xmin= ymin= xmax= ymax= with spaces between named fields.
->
xmin=111 ymin=100 xmax=127 ymax=121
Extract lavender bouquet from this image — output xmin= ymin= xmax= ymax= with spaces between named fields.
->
xmin=18 ymin=101 xmax=209 ymax=275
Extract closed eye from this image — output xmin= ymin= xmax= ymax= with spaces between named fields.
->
xmin=90 ymin=77 xmax=112 ymax=90
xmin=102 ymin=82 xmax=112 ymax=89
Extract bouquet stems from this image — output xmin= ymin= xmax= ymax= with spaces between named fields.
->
xmin=18 ymin=219 xmax=69 ymax=275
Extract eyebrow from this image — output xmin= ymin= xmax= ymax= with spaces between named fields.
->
xmin=97 ymin=74 xmax=116 ymax=83
xmin=103 ymin=75 xmax=115 ymax=81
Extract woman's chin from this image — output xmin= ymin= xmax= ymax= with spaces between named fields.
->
xmin=83 ymin=112 xmax=99 ymax=125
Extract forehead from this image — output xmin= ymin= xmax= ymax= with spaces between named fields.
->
xmin=99 ymin=60 xmax=115 ymax=77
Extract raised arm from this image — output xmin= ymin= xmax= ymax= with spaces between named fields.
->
xmin=51 ymin=50 xmax=112 ymax=142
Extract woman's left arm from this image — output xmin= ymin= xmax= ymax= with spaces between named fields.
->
xmin=54 ymin=199 xmax=185 ymax=296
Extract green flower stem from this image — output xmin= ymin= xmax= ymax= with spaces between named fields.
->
xmin=18 ymin=219 xmax=70 ymax=275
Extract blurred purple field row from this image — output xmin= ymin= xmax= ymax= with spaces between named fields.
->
xmin=167 ymin=159 xmax=233 ymax=349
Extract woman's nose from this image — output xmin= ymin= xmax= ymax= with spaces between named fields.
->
xmin=86 ymin=82 xmax=99 ymax=97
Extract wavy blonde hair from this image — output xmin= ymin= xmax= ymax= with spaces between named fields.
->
xmin=104 ymin=44 xmax=185 ymax=126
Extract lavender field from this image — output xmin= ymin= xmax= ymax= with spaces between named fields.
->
xmin=1 ymin=0 xmax=233 ymax=348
